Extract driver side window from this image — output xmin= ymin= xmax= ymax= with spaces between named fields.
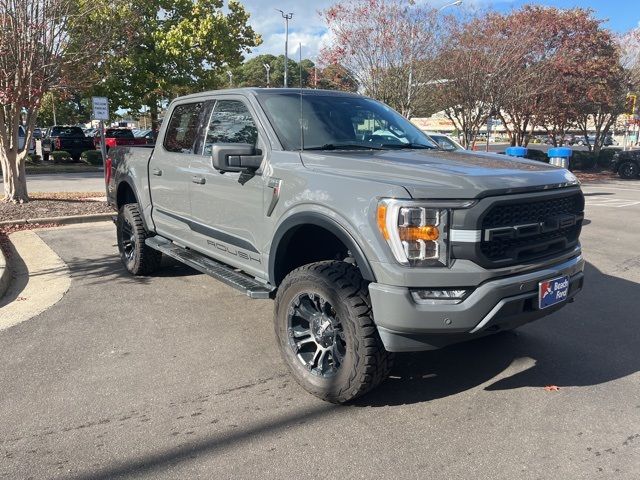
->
xmin=202 ymin=100 xmax=259 ymax=156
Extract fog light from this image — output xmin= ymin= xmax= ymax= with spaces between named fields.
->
xmin=411 ymin=289 xmax=469 ymax=305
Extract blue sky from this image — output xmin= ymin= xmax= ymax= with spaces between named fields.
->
xmin=241 ymin=0 xmax=639 ymax=60
xmin=492 ymin=0 xmax=639 ymax=32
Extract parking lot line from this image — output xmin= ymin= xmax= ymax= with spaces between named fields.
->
xmin=585 ymin=198 xmax=640 ymax=208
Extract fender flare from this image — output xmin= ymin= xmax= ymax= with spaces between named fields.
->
xmin=114 ymin=176 xmax=152 ymax=232
xmin=269 ymin=212 xmax=376 ymax=285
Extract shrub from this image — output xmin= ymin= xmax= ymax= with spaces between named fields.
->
xmin=50 ymin=151 xmax=73 ymax=164
xmin=524 ymin=149 xmax=548 ymax=163
xmin=26 ymin=154 xmax=42 ymax=164
xmin=597 ymin=148 xmax=621 ymax=168
xmin=570 ymin=151 xmax=597 ymax=171
xmin=81 ymin=150 xmax=103 ymax=166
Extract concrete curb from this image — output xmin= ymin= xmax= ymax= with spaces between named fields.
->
xmin=0 ymin=230 xmax=71 ymax=331
xmin=0 ymin=213 xmax=110 ymax=301
xmin=0 ymin=212 xmax=113 ymax=228
xmin=0 ymin=247 xmax=10 ymax=301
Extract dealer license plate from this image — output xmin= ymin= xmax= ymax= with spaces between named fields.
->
xmin=539 ymin=276 xmax=569 ymax=309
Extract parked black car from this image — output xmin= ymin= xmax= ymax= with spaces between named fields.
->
xmin=42 ymin=126 xmax=95 ymax=162
xmin=610 ymin=150 xmax=640 ymax=179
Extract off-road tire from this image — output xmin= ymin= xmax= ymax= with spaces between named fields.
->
xmin=116 ymin=203 xmax=162 ymax=275
xmin=274 ymin=261 xmax=393 ymax=403
xmin=618 ymin=161 xmax=639 ymax=179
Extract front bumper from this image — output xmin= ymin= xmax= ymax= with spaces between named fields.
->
xmin=369 ymin=254 xmax=584 ymax=352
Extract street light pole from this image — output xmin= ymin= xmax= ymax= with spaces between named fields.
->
xmin=52 ymin=92 xmax=57 ymax=125
xmin=276 ymin=9 xmax=293 ymax=88
xmin=439 ymin=0 xmax=463 ymax=11
xmin=264 ymin=63 xmax=271 ymax=87
xmin=227 ymin=71 xmax=233 ymax=88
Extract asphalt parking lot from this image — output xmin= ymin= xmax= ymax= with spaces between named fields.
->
xmin=0 ymin=180 xmax=639 ymax=479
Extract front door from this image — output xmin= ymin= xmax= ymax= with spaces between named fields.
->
xmin=188 ymin=97 xmax=267 ymax=277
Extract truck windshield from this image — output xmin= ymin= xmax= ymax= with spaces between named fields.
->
xmin=256 ymin=92 xmax=437 ymax=151
xmin=51 ymin=127 xmax=85 ymax=137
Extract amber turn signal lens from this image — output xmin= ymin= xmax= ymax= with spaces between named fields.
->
xmin=398 ymin=225 xmax=440 ymax=242
xmin=377 ymin=204 xmax=389 ymax=240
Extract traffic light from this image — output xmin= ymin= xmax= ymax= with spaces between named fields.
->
xmin=625 ymin=94 xmax=637 ymax=116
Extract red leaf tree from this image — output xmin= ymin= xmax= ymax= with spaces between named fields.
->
xmin=319 ymin=0 xmax=444 ymax=118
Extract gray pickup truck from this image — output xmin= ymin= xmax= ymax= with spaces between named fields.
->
xmin=107 ymin=88 xmax=585 ymax=403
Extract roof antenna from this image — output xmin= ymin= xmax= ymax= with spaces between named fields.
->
xmin=299 ymin=42 xmax=304 ymax=152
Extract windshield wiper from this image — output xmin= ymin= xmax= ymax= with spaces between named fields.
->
xmin=303 ymin=144 xmax=384 ymax=151
xmin=379 ymin=143 xmax=436 ymax=150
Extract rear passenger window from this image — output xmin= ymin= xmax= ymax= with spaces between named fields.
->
xmin=202 ymin=100 xmax=258 ymax=155
xmin=164 ymin=102 xmax=205 ymax=154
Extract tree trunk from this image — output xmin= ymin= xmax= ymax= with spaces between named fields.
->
xmin=1 ymin=148 xmax=29 ymax=203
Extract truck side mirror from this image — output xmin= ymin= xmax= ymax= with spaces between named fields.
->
xmin=211 ymin=143 xmax=263 ymax=173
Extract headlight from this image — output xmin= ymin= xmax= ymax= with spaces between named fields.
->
xmin=377 ymin=199 xmax=474 ymax=267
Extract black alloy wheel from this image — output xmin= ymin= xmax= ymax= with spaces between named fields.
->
xmin=287 ymin=292 xmax=347 ymax=378
xmin=619 ymin=161 xmax=639 ymax=179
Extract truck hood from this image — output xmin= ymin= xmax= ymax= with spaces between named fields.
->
xmin=300 ymin=149 xmax=579 ymax=198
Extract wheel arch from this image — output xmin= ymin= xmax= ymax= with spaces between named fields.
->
xmin=116 ymin=178 xmax=138 ymax=209
xmin=115 ymin=178 xmax=153 ymax=232
xmin=269 ymin=213 xmax=376 ymax=286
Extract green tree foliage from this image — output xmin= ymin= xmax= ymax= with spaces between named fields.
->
xmin=93 ymin=0 xmax=261 ymax=129
xmin=226 ymin=54 xmax=357 ymax=91
xmin=38 ymin=92 xmax=91 ymax=126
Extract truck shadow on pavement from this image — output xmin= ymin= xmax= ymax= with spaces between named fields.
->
xmin=58 ymin=253 xmax=200 ymax=287
xmin=355 ymin=262 xmax=640 ymax=407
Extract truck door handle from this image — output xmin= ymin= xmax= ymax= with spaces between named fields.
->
xmin=152 ymin=168 xmax=163 ymax=176
xmin=191 ymin=176 xmax=206 ymax=185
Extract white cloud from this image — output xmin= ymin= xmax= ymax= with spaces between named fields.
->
xmin=242 ymin=0 xmax=334 ymax=60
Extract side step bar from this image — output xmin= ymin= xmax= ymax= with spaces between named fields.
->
xmin=145 ymin=236 xmax=275 ymax=299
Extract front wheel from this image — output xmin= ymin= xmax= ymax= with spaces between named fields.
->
xmin=618 ymin=161 xmax=639 ymax=179
xmin=274 ymin=261 xmax=393 ymax=403
xmin=116 ymin=203 xmax=162 ymax=275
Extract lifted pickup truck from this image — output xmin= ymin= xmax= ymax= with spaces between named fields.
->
xmin=610 ymin=149 xmax=640 ymax=179
xmin=42 ymin=125 xmax=94 ymax=161
xmin=107 ymin=88 xmax=585 ymax=403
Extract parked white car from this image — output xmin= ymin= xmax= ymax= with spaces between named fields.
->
xmin=425 ymin=132 xmax=466 ymax=151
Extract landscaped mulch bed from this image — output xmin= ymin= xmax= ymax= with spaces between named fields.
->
xmin=0 ymin=192 xmax=111 ymax=223
xmin=573 ymin=169 xmax=618 ymax=184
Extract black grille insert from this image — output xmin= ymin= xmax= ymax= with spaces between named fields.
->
xmin=480 ymin=193 xmax=584 ymax=265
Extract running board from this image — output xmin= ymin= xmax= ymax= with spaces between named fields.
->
xmin=145 ymin=236 xmax=275 ymax=299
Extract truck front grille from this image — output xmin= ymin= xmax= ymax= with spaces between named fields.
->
xmin=479 ymin=192 xmax=584 ymax=266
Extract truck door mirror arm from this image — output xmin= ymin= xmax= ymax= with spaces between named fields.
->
xmin=211 ymin=143 xmax=263 ymax=173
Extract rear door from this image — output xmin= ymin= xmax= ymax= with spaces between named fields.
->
xmin=188 ymin=96 xmax=267 ymax=276
xmin=150 ymin=100 xmax=209 ymax=243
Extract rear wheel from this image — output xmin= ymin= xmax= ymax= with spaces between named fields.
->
xmin=618 ymin=161 xmax=639 ymax=179
xmin=116 ymin=203 xmax=162 ymax=275
xmin=274 ymin=261 xmax=393 ymax=403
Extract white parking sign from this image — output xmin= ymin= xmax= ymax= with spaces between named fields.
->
xmin=92 ymin=97 xmax=109 ymax=120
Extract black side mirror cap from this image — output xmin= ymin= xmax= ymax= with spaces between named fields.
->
xmin=211 ymin=143 xmax=263 ymax=173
